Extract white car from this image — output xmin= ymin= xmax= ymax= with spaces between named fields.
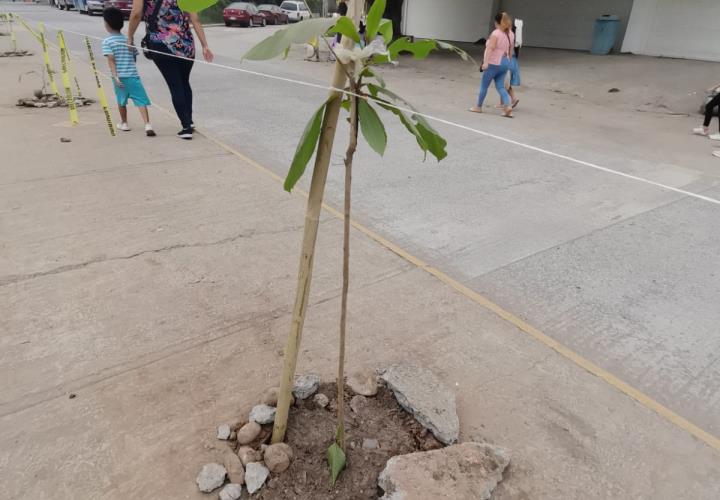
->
xmin=279 ymin=1 xmax=311 ymax=22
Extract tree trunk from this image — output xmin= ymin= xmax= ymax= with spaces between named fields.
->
xmin=336 ymin=89 xmax=358 ymax=451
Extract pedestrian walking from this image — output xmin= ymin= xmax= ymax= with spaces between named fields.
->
xmin=127 ymin=0 xmax=214 ymax=140
xmin=500 ymin=17 xmax=523 ymax=109
xmin=693 ymin=84 xmax=720 ymax=141
xmin=102 ymin=7 xmax=155 ymax=136
xmin=470 ymin=12 xmax=515 ymax=117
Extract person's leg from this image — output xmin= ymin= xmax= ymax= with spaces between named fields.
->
xmin=471 ymin=67 xmax=496 ymax=111
xmin=153 ymin=56 xmax=191 ymax=129
xmin=118 ymin=105 xmax=128 ymax=124
xmin=138 ymin=106 xmax=150 ymax=124
xmin=180 ymin=59 xmax=194 ymax=128
xmin=494 ymin=64 xmax=511 ymax=108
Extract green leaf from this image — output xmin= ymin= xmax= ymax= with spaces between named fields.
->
xmin=375 ymin=100 xmax=429 ymax=160
xmin=357 ymin=99 xmax=387 ymax=156
xmin=329 ymin=16 xmax=360 ymax=43
xmin=388 ymin=37 xmax=437 ymax=60
xmin=361 ymin=68 xmax=386 ymax=88
xmin=365 ymin=0 xmax=386 ymax=40
xmin=177 ymin=0 xmax=218 ymax=13
xmin=437 ymin=40 xmax=479 ymax=67
xmin=415 ymin=116 xmax=447 ymax=161
xmin=327 ymin=442 xmax=346 ymax=487
xmin=243 ymin=18 xmax=337 ymax=60
xmin=367 ymin=84 xmax=447 ymax=162
xmin=284 ymin=100 xmax=327 ymax=192
xmin=377 ymin=19 xmax=393 ymax=45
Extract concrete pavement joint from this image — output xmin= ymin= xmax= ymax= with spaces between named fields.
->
xmin=0 ymin=152 xmax=231 ymax=187
xmin=0 ymin=225 xmax=303 ymax=287
xmin=188 ymin=121 xmax=720 ymax=454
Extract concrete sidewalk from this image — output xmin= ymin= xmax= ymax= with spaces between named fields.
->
xmin=1 ymin=50 xmax=719 ymax=499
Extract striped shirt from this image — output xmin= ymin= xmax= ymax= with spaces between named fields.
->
xmin=102 ymin=34 xmax=139 ymax=78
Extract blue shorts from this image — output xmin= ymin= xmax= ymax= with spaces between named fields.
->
xmin=509 ymin=56 xmax=521 ymax=87
xmin=113 ymin=76 xmax=151 ymax=107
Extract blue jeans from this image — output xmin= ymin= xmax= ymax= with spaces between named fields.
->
xmin=477 ymin=58 xmax=511 ymax=107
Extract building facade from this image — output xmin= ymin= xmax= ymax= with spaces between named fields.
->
xmin=395 ymin=0 xmax=720 ymax=62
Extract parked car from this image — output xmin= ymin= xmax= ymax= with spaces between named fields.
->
xmin=280 ymin=1 xmax=311 ymax=22
xmin=56 ymin=0 xmax=75 ymax=10
xmin=223 ymin=2 xmax=267 ymax=27
xmin=105 ymin=0 xmax=132 ymax=18
xmin=257 ymin=4 xmax=289 ymax=25
xmin=85 ymin=0 xmax=107 ymax=15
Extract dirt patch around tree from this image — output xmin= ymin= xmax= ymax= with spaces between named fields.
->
xmin=251 ymin=382 xmax=442 ymax=500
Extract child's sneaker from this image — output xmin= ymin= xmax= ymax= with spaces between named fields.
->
xmin=693 ymin=127 xmax=709 ymax=136
xmin=713 ymin=151 xmax=720 ymax=158
xmin=145 ymin=124 xmax=156 ymax=137
xmin=117 ymin=122 xmax=130 ymax=132
xmin=709 ymin=133 xmax=720 ymax=141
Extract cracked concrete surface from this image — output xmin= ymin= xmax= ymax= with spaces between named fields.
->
xmin=1 ymin=32 xmax=720 ymax=500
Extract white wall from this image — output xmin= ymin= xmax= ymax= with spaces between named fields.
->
xmin=622 ymin=0 xmax=720 ymax=61
xmin=402 ymin=0 xmax=495 ymax=43
xmin=500 ymin=0 xmax=634 ymax=51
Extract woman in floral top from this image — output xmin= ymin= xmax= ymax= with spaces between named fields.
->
xmin=128 ymin=0 xmax=213 ymax=139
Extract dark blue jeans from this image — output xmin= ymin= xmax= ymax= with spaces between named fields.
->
xmin=477 ymin=58 xmax=511 ymax=107
xmin=153 ymin=54 xmax=194 ymax=129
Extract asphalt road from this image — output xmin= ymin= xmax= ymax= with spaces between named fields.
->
xmin=6 ymin=4 xmax=720 ymax=440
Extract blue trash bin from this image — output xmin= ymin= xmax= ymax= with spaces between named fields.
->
xmin=591 ymin=15 xmax=620 ymax=55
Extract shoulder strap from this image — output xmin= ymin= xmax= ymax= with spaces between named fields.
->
xmin=147 ymin=0 xmax=165 ymax=33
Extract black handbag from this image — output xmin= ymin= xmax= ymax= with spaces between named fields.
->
xmin=141 ymin=0 xmax=165 ymax=60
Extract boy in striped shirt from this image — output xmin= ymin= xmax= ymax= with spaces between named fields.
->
xmin=102 ymin=8 xmax=155 ymax=136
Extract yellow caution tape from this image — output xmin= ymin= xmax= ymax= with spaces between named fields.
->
xmin=84 ymin=36 xmax=116 ymax=137
xmin=57 ymin=30 xmax=79 ymax=125
xmin=39 ymin=24 xmax=60 ymax=97
xmin=17 ymin=17 xmax=41 ymax=43
xmin=57 ymin=31 xmax=83 ymax=98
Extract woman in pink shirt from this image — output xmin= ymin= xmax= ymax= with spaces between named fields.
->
xmin=470 ymin=12 xmax=515 ymax=117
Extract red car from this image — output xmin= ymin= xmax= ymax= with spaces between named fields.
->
xmin=223 ymin=2 xmax=267 ymax=27
xmin=106 ymin=0 xmax=132 ymax=18
xmin=258 ymin=4 xmax=289 ymax=25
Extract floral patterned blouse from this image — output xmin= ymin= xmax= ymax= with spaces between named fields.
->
xmin=144 ymin=0 xmax=195 ymax=58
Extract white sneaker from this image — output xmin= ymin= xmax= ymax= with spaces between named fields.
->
xmin=693 ymin=127 xmax=708 ymax=136
xmin=713 ymin=151 xmax=720 ymax=158
xmin=117 ymin=122 xmax=130 ymax=132
xmin=709 ymin=133 xmax=720 ymax=141
xmin=145 ymin=124 xmax=156 ymax=137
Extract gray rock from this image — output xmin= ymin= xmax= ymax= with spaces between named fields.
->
xmin=237 ymin=446 xmax=263 ymax=466
xmin=219 ymin=483 xmax=243 ymax=500
xmin=349 ymin=395 xmax=369 ymax=414
xmin=381 ymin=365 xmax=459 ymax=445
xmin=195 ymin=463 xmax=227 ymax=493
xmin=313 ymin=393 xmax=329 ymax=408
xmin=245 ymin=462 xmax=270 ymax=494
xmin=362 ymin=438 xmax=379 ymax=450
xmin=249 ymin=404 xmax=277 ymax=425
xmin=378 ymin=442 xmax=511 ymax=500
xmin=348 ymin=368 xmax=379 ymax=396
xmin=223 ymin=451 xmax=245 ymax=485
xmin=217 ymin=424 xmax=231 ymax=440
xmin=292 ymin=373 xmax=320 ymax=400
xmin=264 ymin=443 xmax=292 ymax=473
xmin=236 ymin=422 xmax=262 ymax=445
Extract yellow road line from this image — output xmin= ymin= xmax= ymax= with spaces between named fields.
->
xmin=151 ymin=104 xmax=720 ymax=453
